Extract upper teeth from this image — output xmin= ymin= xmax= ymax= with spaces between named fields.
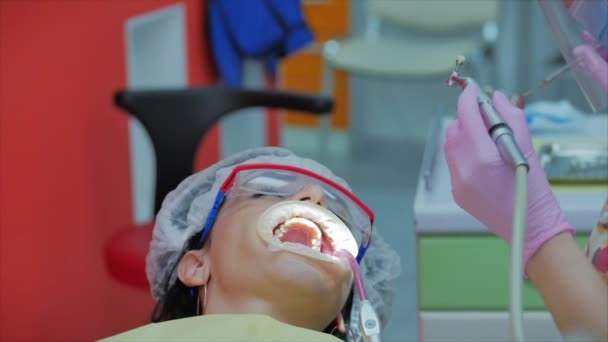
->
xmin=274 ymin=217 xmax=323 ymax=250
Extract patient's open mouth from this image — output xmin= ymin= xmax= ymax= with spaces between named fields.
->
xmin=273 ymin=217 xmax=335 ymax=254
xmin=257 ymin=201 xmax=357 ymax=262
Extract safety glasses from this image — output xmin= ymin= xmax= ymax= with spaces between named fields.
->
xmin=198 ymin=163 xmax=374 ymax=262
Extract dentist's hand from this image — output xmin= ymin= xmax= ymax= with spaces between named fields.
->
xmin=573 ymin=44 xmax=608 ymax=93
xmin=444 ymin=86 xmax=575 ymax=267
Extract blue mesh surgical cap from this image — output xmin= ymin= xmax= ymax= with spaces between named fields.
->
xmin=146 ymin=147 xmax=401 ymax=340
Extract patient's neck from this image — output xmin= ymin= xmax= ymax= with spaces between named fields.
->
xmin=203 ymin=280 xmax=339 ymax=331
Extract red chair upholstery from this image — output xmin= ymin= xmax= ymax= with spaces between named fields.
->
xmin=104 ymin=222 xmax=154 ymax=289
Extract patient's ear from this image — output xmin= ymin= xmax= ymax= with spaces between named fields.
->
xmin=177 ymin=249 xmax=211 ymax=287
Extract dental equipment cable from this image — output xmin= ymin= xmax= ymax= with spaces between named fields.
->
xmin=511 ymin=165 xmax=529 ymax=342
xmin=520 ymin=64 xmax=570 ymax=98
xmin=335 ymin=249 xmax=367 ymax=300
xmin=333 ymin=250 xmax=381 ymax=342
xmin=447 ymin=56 xmax=529 ymax=342
xmin=511 ymin=64 xmax=571 ymax=108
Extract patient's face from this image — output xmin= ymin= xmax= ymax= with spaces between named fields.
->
xmin=207 ymin=185 xmax=352 ymax=324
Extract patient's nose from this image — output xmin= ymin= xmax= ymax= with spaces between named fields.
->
xmin=290 ymin=185 xmax=325 ymax=206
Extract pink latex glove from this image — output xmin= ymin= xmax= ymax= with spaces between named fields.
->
xmin=581 ymin=31 xmax=608 ymax=61
xmin=573 ymin=44 xmax=608 ymax=93
xmin=444 ymin=85 xmax=575 ymax=267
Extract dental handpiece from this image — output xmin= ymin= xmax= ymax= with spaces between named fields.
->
xmin=446 ymin=57 xmax=529 ymax=171
xmin=466 ymin=78 xmax=530 ymax=171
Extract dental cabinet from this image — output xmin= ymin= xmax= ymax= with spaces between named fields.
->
xmin=414 ymin=114 xmax=608 ymax=342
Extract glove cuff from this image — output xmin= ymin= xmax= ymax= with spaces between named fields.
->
xmin=523 ymin=224 xmax=576 ymax=278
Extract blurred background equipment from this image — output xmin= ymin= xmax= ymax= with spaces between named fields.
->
xmin=538 ymin=0 xmax=607 ymax=112
xmin=319 ymin=0 xmax=498 ymax=158
xmin=208 ymin=0 xmax=313 ymax=87
xmin=538 ymin=141 xmax=608 ymax=184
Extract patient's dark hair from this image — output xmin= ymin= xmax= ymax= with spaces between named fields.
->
xmin=151 ymin=227 xmax=354 ymax=341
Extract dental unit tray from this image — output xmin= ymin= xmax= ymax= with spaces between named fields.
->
xmin=538 ymin=142 xmax=608 ymax=184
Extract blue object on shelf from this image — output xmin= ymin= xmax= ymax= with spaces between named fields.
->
xmin=208 ymin=0 xmax=314 ymax=87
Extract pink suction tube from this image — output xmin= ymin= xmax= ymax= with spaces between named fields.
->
xmin=333 ymin=249 xmax=367 ymax=300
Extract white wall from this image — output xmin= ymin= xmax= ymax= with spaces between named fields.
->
xmin=125 ymin=4 xmax=187 ymax=223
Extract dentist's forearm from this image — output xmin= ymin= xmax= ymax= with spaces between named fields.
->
xmin=526 ymin=232 xmax=608 ymax=339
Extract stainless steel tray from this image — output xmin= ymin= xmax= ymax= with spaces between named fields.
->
xmin=538 ymin=142 xmax=608 ymax=183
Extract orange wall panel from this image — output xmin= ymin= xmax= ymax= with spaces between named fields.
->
xmin=279 ymin=52 xmax=349 ymax=129
xmin=281 ymin=0 xmax=350 ymax=129
xmin=302 ymin=0 xmax=350 ymax=41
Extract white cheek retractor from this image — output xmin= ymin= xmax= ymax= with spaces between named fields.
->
xmin=256 ymin=201 xmax=359 ymax=261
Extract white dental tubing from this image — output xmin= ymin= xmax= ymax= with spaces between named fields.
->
xmin=510 ymin=165 xmax=528 ymax=342
xmin=334 ymin=250 xmax=381 ymax=342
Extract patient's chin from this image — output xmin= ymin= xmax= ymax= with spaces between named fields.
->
xmin=267 ymin=250 xmax=352 ymax=295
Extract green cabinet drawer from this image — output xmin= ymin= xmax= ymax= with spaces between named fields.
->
xmin=418 ymin=234 xmax=588 ymax=310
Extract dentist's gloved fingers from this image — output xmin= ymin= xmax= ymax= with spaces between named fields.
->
xmin=582 ymin=31 xmax=608 ymax=60
xmin=573 ymin=45 xmax=607 ymax=72
xmin=492 ymin=90 xmax=522 ymax=119
xmin=492 ymin=91 xmax=535 ymax=155
xmin=444 ymin=121 xmax=462 ymax=181
xmin=456 ymin=85 xmax=495 ymax=148
xmin=582 ymin=31 xmax=601 ymax=50
xmin=444 ymin=120 xmax=472 ymax=212
xmin=492 ymin=90 xmax=526 ymax=124
xmin=456 ymin=84 xmax=479 ymax=120
xmin=444 ymin=120 xmax=460 ymax=145
xmin=573 ymin=45 xmax=608 ymax=93
xmin=457 ymin=86 xmax=483 ymax=133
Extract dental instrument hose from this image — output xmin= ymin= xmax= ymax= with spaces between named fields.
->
xmin=335 ymin=249 xmax=367 ymax=300
xmin=511 ymin=165 xmax=528 ymax=342
xmin=333 ymin=250 xmax=381 ymax=342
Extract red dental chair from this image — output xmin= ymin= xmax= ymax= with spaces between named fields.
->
xmin=104 ymin=87 xmax=333 ymax=289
